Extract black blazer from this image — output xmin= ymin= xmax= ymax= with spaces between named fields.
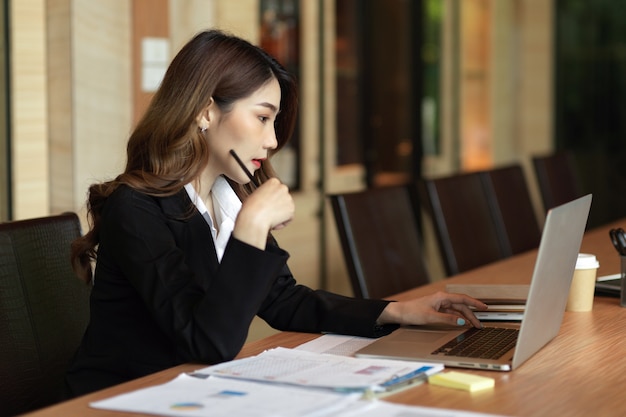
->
xmin=66 ymin=185 xmax=396 ymax=396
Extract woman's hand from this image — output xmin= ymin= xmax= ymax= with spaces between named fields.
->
xmin=377 ymin=291 xmax=488 ymax=329
xmin=233 ymin=178 xmax=294 ymax=249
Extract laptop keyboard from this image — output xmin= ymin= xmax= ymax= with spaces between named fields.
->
xmin=432 ymin=327 xmax=519 ymax=359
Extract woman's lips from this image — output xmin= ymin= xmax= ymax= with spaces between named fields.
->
xmin=252 ymin=159 xmax=263 ymax=169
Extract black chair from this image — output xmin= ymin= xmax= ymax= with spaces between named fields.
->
xmin=480 ymin=164 xmax=542 ymax=254
xmin=329 ymin=185 xmax=431 ymax=299
xmin=534 ymin=150 xmax=626 ymax=229
xmin=0 ymin=213 xmax=91 ymax=417
xmin=419 ymin=172 xmax=511 ymax=276
xmin=532 ymin=151 xmax=583 ymax=212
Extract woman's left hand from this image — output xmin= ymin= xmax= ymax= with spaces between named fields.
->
xmin=377 ymin=291 xmax=488 ymax=329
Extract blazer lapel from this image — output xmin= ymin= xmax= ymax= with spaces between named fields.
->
xmin=158 ymin=190 xmax=220 ymax=279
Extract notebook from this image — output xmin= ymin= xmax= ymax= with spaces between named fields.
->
xmin=445 ymin=284 xmax=528 ymax=322
xmin=594 ymin=274 xmax=621 ymax=297
xmin=356 ymin=194 xmax=592 ymax=371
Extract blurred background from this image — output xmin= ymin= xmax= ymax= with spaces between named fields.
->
xmin=1 ymin=0 xmax=624 ymax=339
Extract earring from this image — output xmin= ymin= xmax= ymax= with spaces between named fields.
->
xmin=198 ymin=116 xmax=209 ymax=133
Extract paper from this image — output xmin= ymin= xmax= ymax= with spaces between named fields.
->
xmin=194 ymin=347 xmax=443 ymax=392
xmin=90 ymin=372 xmax=510 ymax=417
xmin=597 ymin=273 xmax=621 ymax=281
xmin=90 ymin=373 xmax=361 ymax=417
xmin=337 ymin=401 xmax=510 ymax=417
xmin=482 ymin=305 xmax=525 ymax=311
xmin=474 ymin=311 xmax=524 ymax=321
xmin=295 ymin=334 xmax=378 ymax=356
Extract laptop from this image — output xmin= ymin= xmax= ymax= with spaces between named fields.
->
xmin=356 ymin=194 xmax=592 ymax=371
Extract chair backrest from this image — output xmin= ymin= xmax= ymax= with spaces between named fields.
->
xmin=329 ymin=185 xmax=430 ymax=299
xmin=419 ymin=172 xmax=512 ymax=276
xmin=480 ymin=164 xmax=542 ymax=254
xmin=532 ymin=151 xmax=583 ymax=211
xmin=0 ymin=213 xmax=91 ymax=417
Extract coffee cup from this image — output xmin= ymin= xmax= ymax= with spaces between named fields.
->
xmin=566 ymin=253 xmax=600 ymax=312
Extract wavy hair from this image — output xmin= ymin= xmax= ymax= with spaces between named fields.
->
xmin=71 ymin=29 xmax=298 ymax=284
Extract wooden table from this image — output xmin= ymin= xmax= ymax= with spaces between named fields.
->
xmin=21 ymin=220 xmax=626 ymax=417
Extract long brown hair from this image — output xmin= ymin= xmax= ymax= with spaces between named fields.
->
xmin=71 ymin=29 xmax=298 ymax=284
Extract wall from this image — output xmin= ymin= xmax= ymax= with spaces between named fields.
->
xmin=11 ymin=0 xmax=48 ymax=219
xmin=491 ymin=0 xmax=554 ymax=224
xmin=48 ymin=1 xmax=133 ymax=221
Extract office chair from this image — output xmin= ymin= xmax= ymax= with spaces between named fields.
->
xmin=481 ymin=164 xmax=542 ymax=254
xmin=419 ymin=172 xmax=512 ymax=276
xmin=0 ymin=213 xmax=91 ymax=417
xmin=533 ymin=150 xmax=626 ymax=229
xmin=329 ymin=185 xmax=430 ymax=299
xmin=532 ymin=151 xmax=583 ymax=212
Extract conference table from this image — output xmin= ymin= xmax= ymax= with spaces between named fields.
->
xmin=21 ymin=220 xmax=626 ymax=417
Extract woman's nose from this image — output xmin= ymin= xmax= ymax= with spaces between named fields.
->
xmin=264 ymin=129 xmax=278 ymax=150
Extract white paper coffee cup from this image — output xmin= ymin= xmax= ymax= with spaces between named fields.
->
xmin=566 ymin=253 xmax=600 ymax=312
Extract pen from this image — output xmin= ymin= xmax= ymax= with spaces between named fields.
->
xmin=230 ymin=149 xmax=260 ymax=187
xmin=187 ymin=372 xmax=209 ymax=379
xmin=379 ymin=366 xmax=432 ymax=392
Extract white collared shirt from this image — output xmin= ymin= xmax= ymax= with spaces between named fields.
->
xmin=184 ymin=176 xmax=242 ymax=262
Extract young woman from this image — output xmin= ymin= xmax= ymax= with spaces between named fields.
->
xmin=66 ymin=29 xmax=486 ymax=397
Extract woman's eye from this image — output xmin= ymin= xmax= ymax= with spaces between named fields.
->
xmin=259 ymin=116 xmax=269 ymax=123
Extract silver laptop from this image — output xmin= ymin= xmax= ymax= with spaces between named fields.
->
xmin=356 ymin=194 xmax=592 ymax=371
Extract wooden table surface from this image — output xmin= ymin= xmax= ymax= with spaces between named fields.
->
xmin=20 ymin=220 xmax=626 ymax=417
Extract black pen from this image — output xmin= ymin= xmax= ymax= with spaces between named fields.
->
xmin=230 ymin=149 xmax=260 ymax=187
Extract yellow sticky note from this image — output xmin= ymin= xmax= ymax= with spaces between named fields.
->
xmin=428 ymin=371 xmax=495 ymax=392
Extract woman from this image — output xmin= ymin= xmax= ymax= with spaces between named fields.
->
xmin=66 ymin=29 xmax=486 ymax=397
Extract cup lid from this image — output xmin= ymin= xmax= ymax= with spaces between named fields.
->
xmin=576 ymin=253 xmax=599 ymax=269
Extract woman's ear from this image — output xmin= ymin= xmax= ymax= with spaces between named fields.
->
xmin=195 ymin=98 xmax=215 ymax=132
xmin=196 ymin=114 xmax=209 ymax=132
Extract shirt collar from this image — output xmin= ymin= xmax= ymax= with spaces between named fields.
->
xmin=184 ymin=176 xmax=242 ymax=262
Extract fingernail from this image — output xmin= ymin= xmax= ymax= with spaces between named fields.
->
xmin=456 ymin=318 xmax=466 ymax=326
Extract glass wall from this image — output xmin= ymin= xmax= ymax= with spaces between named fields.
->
xmin=555 ymin=0 xmax=626 ymax=225
xmin=334 ymin=0 xmax=423 ymax=187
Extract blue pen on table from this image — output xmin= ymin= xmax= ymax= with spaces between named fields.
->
xmin=332 ymin=366 xmax=434 ymax=395
xmin=379 ymin=366 xmax=433 ymax=392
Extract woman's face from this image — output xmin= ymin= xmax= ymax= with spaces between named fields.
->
xmin=204 ymin=77 xmax=281 ymax=185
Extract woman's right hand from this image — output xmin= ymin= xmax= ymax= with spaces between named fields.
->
xmin=377 ymin=291 xmax=487 ymax=329
xmin=233 ymin=178 xmax=294 ymax=249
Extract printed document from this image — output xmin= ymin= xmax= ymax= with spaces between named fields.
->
xmin=90 ymin=372 xmax=511 ymax=417
xmin=194 ymin=347 xmax=443 ymax=392
xmin=90 ymin=373 xmax=361 ymax=417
